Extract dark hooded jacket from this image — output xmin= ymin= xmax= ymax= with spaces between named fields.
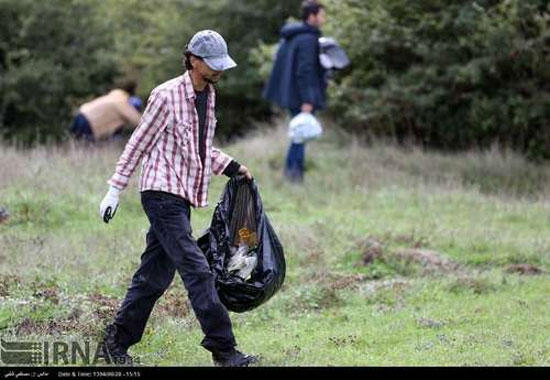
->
xmin=263 ymin=22 xmax=326 ymax=111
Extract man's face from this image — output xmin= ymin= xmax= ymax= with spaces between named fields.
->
xmin=192 ymin=56 xmax=223 ymax=84
xmin=310 ymin=8 xmax=326 ymax=28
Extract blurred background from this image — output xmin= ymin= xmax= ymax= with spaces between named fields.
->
xmin=1 ymin=0 xmax=550 ymax=160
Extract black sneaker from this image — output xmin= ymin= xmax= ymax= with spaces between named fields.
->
xmin=212 ymin=349 xmax=258 ymax=367
xmin=98 ymin=323 xmax=134 ymax=366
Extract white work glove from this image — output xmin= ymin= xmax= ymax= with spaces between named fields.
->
xmin=99 ymin=186 xmax=121 ymax=224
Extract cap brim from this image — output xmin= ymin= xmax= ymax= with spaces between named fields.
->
xmin=203 ymin=55 xmax=237 ymax=71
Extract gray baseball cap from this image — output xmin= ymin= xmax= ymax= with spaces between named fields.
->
xmin=187 ymin=30 xmax=237 ymax=71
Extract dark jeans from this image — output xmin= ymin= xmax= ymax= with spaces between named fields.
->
xmin=284 ymin=143 xmax=306 ymax=182
xmin=113 ymin=190 xmax=236 ymax=353
xmin=69 ymin=113 xmax=95 ymax=142
xmin=284 ymin=108 xmax=309 ymax=182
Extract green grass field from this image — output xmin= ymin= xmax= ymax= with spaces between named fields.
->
xmin=1 ymin=121 xmax=550 ymax=366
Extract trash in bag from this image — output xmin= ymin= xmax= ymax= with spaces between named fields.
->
xmin=227 ymin=243 xmax=257 ymax=281
xmin=198 ymin=175 xmax=285 ymax=313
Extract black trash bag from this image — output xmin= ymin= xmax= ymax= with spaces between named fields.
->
xmin=198 ymin=175 xmax=285 ymax=313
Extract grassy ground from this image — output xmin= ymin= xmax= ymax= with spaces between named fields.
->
xmin=1 ymin=120 xmax=550 ymax=366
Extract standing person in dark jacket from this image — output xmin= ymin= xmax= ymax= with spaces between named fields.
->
xmin=263 ymin=1 xmax=327 ymax=183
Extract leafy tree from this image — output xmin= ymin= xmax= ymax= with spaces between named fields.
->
xmin=0 ymin=0 xmax=118 ymax=143
xmin=101 ymin=0 xmax=301 ymax=140
xmin=322 ymin=0 xmax=550 ymax=159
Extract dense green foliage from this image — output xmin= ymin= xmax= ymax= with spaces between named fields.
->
xmin=322 ymin=0 xmax=550 ymax=159
xmin=0 ymin=0 xmax=299 ymax=143
xmin=3 ymin=0 xmax=550 ymax=158
xmin=97 ymin=0 xmax=299 ymax=140
xmin=0 ymin=0 xmax=118 ymax=143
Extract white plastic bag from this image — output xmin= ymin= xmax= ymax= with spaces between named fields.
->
xmin=227 ymin=244 xmax=258 ymax=281
xmin=288 ymin=112 xmax=323 ymax=144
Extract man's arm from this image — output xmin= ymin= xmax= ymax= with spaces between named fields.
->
xmin=116 ymin=101 xmax=142 ymax=128
xmin=211 ymin=147 xmax=234 ymax=176
xmin=108 ymin=90 xmax=170 ymax=190
xmin=223 ymin=160 xmax=241 ymax=177
xmin=212 ymin=148 xmax=252 ymax=180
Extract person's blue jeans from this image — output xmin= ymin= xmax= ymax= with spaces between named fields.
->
xmin=284 ymin=143 xmax=306 ymax=182
xmin=284 ymin=108 xmax=310 ymax=183
xmin=112 ymin=190 xmax=237 ymax=353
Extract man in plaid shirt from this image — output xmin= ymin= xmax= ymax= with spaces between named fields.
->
xmin=98 ymin=30 xmax=256 ymax=367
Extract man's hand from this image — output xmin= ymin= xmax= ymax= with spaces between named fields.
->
xmin=301 ymin=103 xmax=314 ymax=113
xmin=238 ymin=165 xmax=253 ymax=181
xmin=99 ymin=186 xmax=121 ymax=224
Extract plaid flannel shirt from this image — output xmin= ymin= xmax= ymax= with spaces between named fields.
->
xmin=107 ymin=71 xmax=234 ymax=208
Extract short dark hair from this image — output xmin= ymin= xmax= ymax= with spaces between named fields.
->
xmin=183 ymin=48 xmax=202 ymax=71
xmin=301 ymin=0 xmax=325 ymax=21
xmin=118 ymin=80 xmax=137 ymax=96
